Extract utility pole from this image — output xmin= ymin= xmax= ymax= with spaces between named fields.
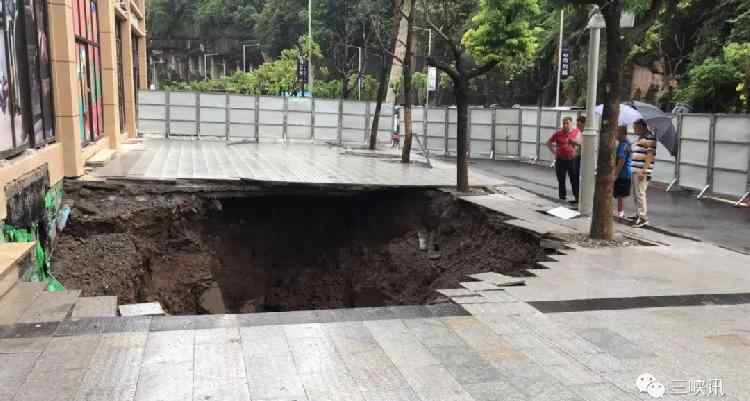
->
xmin=580 ymin=7 xmax=605 ymax=216
xmin=555 ymin=9 xmax=564 ymax=109
xmin=425 ymin=29 xmax=432 ymax=106
xmin=308 ymin=0 xmax=314 ymax=95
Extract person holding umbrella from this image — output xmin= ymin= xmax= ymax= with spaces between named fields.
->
xmin=629 ymin=119 xmax=657 ymax=228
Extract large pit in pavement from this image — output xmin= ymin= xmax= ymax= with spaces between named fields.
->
xmin=53 ymin=180 xmax=544 ymax=315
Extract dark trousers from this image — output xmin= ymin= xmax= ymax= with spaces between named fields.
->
xmin=555 ymin=158 xmax=579 ymax=201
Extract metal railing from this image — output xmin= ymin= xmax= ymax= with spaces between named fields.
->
xmin=138 ymin=91 xmax=750 ymax=204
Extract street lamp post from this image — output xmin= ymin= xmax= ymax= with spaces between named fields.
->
xmin=555 ymin=9 xmax=564 ymax=109
xmin=344 ymin=44 xmax=363 ymax=100
xmin=308 ymin=0 xmax=314 ymax=95
xmin=414 ymin=26 xmax=432 ymax=106
xmin=203 ymin=53 xmax=218 ymax=80
xmin=580 ymin=6 xmax=605 ymax=216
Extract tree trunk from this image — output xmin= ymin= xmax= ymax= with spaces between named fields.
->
xmin=369 ymin=59 xmax=390 ymax=149
xmin=400 ymin=0 xmax=416 ymax=163
xmin=455 ymin=79 xmax=469 ymax=192
xmin=590 ymin=0 xmax=623 ymax=240
xmin=369 ymin=0 xmax=402 ymax=150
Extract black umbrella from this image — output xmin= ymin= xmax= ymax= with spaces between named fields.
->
xmin=627 ymin=100 xmax=678 ymax=156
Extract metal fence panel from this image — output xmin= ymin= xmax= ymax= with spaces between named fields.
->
xmin=201 ymin=94 xmax=225 ymax=108
xmin=230 ymin=109 xmax=254 ymax=124
xmin=229 ymin=95 xmax=254 ymax=109
xmin=229 ymin=124 xmax=255 ymax=138
xmin=170 ymin=121 xmax=197 ymax=136
xmin=343 ymin=101 xmax=367 ymax=115
xmin=258 ymin=110 xmax=283 ymax=125
xmin=651 ymin=141 xmax=676 ymax=184
xmin=314 ymin=113 xmax=339 ymax=128
xmin=200 ymin=123 xmax=225 ymax=137
xmin=678 ymin=115 xmax=711 ymax=190
xmin=170 ymin=92 xmax=196 ymax=106
xmin=139 ymin=90 xmax=167 ymax=104
xmin=711 ymin=115 xmax=750 ymax=197
xmin=138 ymin=105 xmax=165 ymax=120
xmin=201 ymin=108 xmax=226 ymax=123
xmin=288 ymin=97 xmax=312 ymax=112
xmin=171 ymin=106 xmax=196 ymax=121
xmin=316 ymin=99 xmax=339 ymax=113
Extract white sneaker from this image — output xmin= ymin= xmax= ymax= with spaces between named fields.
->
xmin=633 ymin=218 xmax=649 ymax=228
xmin=617 ymin=211 xmax=625 ymax=218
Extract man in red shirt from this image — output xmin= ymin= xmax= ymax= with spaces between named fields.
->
xmin=546 ymin=117 xmax=579 ymax=204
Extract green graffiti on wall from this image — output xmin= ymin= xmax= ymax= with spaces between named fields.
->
xmin=1 ymin=182 xmax=66 ymax=292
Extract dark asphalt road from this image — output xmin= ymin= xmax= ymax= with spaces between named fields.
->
xmin=470 ymin=159 xmax=750 ymax=253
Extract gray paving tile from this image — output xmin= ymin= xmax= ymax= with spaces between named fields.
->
xmin=78 ymin=333 xmax=147 ymax=391
xmin=528 ymin=381 xmax=584 ymax=401
xmin=398 ymin=364 xmax=476 ymax=401
xmin=464 ymin=380 xmax=530 ymax=401
xmin=17 ymin=290 xmax=81 ymax=324
xmin=150 ymin=314 xmax=238 ymax=331
xmin=27 ymin=335 xmax=101 ymax=375
xmin=522 ymin=344 xmax=577 ymax=367
xmin=103 ymin=316 xmax=153 ymax=333
xmin=358 ymin=386 xmax=421 ymax=401
xmin=72 ymin=297 xmax=118 ymax=320
xmin=577 ymin=328 xmax=653 ymax=359
xmin=542 ymin=363 xmax=606 ymax=385
xmin=460 ymin=281 xmax=502 ymax=292
xmin=301 ymin=371 xmax=365 ymax=401
xmin=289 ymin=336 xmax=343 ymax=374
xmin=240 ymin=326 xmax=306 ymax=401
xmin=0 ymin=336 xmax=51 ymax=354
xmin=403 ymin=318 xmax=466 ymax=348
xmin=13 ymin=367 xmax=87 ymax=401
xmin=0 ymin=321 xmax=59 ymax=339
xmin=324 ymin=322 xmax=381 ymax=356
xmin=140 ymin=331 xmax=194 ymax=368
xmin=0 ymin=352 xmax=40 ymax=399
xmin=54 ymin=318 xmax=111 ymax=337
xmin=194 ymin=329 xmax=246 ymax=387
xmin=426 ymin=303 xmax=471 ymax=317
xmin=239 ymin=325 xmax=290 ymax=356
xmin=75 ymin=385 xmax=137 ymax=401
xmin=427 ymin=346 xmax=502 ymax=385
xmin=364 ymin=320 xmax=439 ymax=368
xmin=437 ymin=289 xmax=475 ymax=298
xmin=135 ymin=360 xmax=193 ymax=401
xmin=571 ymin=382 xmax=639 ymax=401
xmin=192 ymin=379 xmax=251 ymax=401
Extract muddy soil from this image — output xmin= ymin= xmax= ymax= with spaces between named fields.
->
xmin=54 ymin=181 xmax=543 ymax=314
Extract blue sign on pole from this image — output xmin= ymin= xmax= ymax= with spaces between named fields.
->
xmin=561 ymin=47 xmax=572 ymax=79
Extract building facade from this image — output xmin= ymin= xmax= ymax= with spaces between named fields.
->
xmin=0 ymin=0 xmax=146 ymax=221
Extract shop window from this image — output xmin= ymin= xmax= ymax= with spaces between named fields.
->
xmin=0 ymin=0 xmax=55 ymax=159
xmin=73 ymin=0 xmax=103 ymax=145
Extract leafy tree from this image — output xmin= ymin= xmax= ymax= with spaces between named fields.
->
xmin=675 ymin=42 xmax=750 ymax=112
xmin=424 ymin=0 xmax=542 ymax=191
xmin=256 ymin=0 xmax=308 ymax=58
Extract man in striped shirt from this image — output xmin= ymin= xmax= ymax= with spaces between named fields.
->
xmin=629 ymin=119 xmax=657 ymax=228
